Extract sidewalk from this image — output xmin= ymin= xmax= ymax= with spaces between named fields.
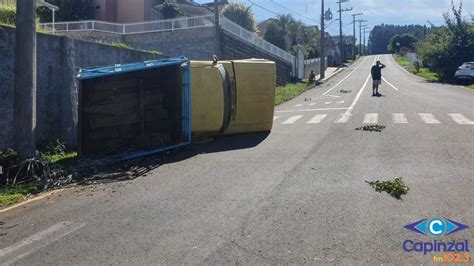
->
xmin=316 ymin=67 xmax=344 ymax=81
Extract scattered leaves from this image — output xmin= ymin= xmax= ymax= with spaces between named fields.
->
xmin=366 ymin=177 xmax=409 ymax=200
xmin=355 ymin=124 xmax=386 ymax=132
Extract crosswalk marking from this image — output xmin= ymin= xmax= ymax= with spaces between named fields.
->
xmin=282 ymin=115 xmax=304 ymax=124
xmin=392 ymin=113 xmax=408 ymax=124
xmin=307 ymin=114 xmax=328 ymax=124
xmin=336 ymin=101 xmax=345 ymax=104
xmin=309 ymin=103 xmax=317 ymax=106
xmin=295 ymin=104 xmax=303 ymax=107
xmin=418 ymin=113 xmax=441 ymax=124
xmin=363 ymin=113 xmax=379 ymax=124
xmin=275 ymin=113 xmax=472 ymax=126
xmin=325 ymin=102 xmax=332 ymax=105
xmin=447 ymin=114 xmax=474 ymax=125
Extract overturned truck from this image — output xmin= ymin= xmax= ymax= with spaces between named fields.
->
xmin=77 ymin=56 xmax=276 ymax=158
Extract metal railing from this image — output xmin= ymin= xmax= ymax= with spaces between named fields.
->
xmin=219 ymin=15 xmax=295 ymax=64
xmin=39 ymin=15 xmax=295 ymax=64
xmin=39 ymin=15 xmax=215 ymax=35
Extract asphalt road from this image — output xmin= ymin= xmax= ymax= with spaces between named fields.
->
xmin=1 ymin=54 xmax=473 ymax=265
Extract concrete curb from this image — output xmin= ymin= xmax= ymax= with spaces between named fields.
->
xmin=0 ymin=188 xmax=65 ymax=214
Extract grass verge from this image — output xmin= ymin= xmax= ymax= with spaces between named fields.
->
xmin=393 ymin=54 xmax=438 ymax=81
xmin=275 ymin=81 xmax=317 ymax=106
xmin=0 ymin=182 xmax=38 ymax=207
xmin=467 ymin=84 xmax=474 ymax=90
xmin=41 ymin=151 xmax=78 ymax=164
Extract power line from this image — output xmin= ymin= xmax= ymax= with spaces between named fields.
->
xmin=246 ymin=0 xmax=279 ymax=16
xmin=268 ymin=0 xmax=319 ymax=23
xmin=247 ymin=0 xmax=318 ymax=25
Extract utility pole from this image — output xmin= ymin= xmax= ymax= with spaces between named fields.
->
xmin=357 ymin=19 xmax=367 ymax=56
xmin=337 ymin=0 xmax=352 ymax=65
xmin=14 ymin=0 xmax=37 ymax=159
xmin=351 ymin=13 xmax=362 ymax=59
xmin=363 ymin=28 xmax=369 ymax=55
xmin=320 ymin=0 xmax=325 ymax=79
xmin=214 ymin=0 xmax=221 ymax=59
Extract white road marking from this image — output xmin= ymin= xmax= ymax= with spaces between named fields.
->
xmin=363 ymin=113 xmax=379 ymax=124
xmin=336 ymin=56 xmax=378 ymax=124
xmin=307 ymin=114 xmax=328 ymax=124
xmin=382 ymin=77 xmax=399 ymax=91
xmin=282 ymin=115 xmax=304 ymax=124
xmin=275 ymin=107 xmax=349 ymax=113
xmin=418 ymin=113 xmax=441 ymax=124
xmin=0 ymin=221 xmax=86 ymax=265
xmin=295 ymin=104 xmax=303 ymax=107
xmin=447 ymin=114 xmax=474 ymax=125
xmin=325 ymin=102 xmax=332 ymax=105
xmin=392 ymin=113 xmax=408 ymax=124
xmin=336 ymin=101 xmax=345 ymax=104
xmin=309 ymin=103 xmax=317 ymax=106
xmin=273 ymin=116 xmax=280 ymax=121
xmin=322 ymin=57 xmax=368 ymax=96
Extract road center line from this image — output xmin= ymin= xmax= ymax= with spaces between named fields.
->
xmin=382 ymin=77 xmax=399 ymax=91
xmin=336 ymin=56 xmax=378 ymax=124
xmin=322 ymin=56 xmax=368 ymax=96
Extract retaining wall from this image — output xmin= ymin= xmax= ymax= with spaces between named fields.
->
xmin=0 ymin=26 xmax=165 ymax=150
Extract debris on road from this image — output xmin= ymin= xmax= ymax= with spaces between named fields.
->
xmin=355 ymin=125 xmax=386 ymax=132
xmin=366 ymin=177 xmax=409 ymax=199
xmin=339 ymin=89 xmax=352 ymax=93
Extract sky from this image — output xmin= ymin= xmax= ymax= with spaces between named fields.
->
xmin=195 ymin=0 xmax=474 ymax=36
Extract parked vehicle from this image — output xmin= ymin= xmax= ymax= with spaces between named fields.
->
xmin=454 ymin=62 xmax=474 ymax=82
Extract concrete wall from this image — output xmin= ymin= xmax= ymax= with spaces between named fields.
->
xmin=63 ymin=26 xmax=217 ymax=61
xmin=304 ymin=58 xmax=327 ymax=79
xmin=220 ymin=31 xmax=292 ymax=86
xmin=0 ymin=26 xmax=166 ymax=150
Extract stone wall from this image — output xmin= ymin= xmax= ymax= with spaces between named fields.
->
xmin=220 ymin=31 xmax=292 ymax=86
xmin=0 ymin=26 xmax=166 ymax=150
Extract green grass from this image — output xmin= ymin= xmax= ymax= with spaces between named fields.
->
xmin=467 ymin=84 xmax=474 ymax=90
xmin=275 ymin=82 xmax=314 ymax=106
xmin=394 ymin=54 xmax=439 ymax=81
xmin=0 ymin=183 xmax=38 ymax=207
xmin=112 ymin=42 xmax=132 ymax=49
xmin=41 ymin=151 xmax=78 ymax=164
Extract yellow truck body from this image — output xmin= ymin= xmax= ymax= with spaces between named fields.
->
xmin=190 ymin=59 xmax=276 ymax=136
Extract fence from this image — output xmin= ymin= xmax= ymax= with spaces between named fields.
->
xmin=39 ymin=15 xmax=215 ymax=35
xmin=218 ymin=16 xmax=295 ymax=64
xmin=39 ymin=15 xmax=295 ymax=65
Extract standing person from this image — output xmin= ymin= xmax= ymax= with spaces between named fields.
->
xmin=371 ymin=60 xmax=386 ymax=96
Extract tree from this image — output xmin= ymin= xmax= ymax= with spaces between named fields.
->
xmin=263 ymin=21 xmax=286 ymax=49
xmin=369 ymin=24 xmax=427 ymax=54
xmin=37 ymin=0 xmax=95 ymax=22
xmin=387 ymin=34 xmax=419 ymax=53
xmin=416 ymin=0 xmax=474 ymax=81
xmin=14 ymin=0 xmax=37 ymax=158
xmin=222 ymin=1 xmax=256 ymax=32
xmin=160 ymin=0 xmax=183 ymax=20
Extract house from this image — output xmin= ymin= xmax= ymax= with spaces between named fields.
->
xmin=93 ymin=0 xmax=228 ymax=23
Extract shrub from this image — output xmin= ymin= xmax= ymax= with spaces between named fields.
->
xmin=222 ymin=1 xmax=256 ymax=32
xmin=0 ymin=0 xmax=15 ymax=25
